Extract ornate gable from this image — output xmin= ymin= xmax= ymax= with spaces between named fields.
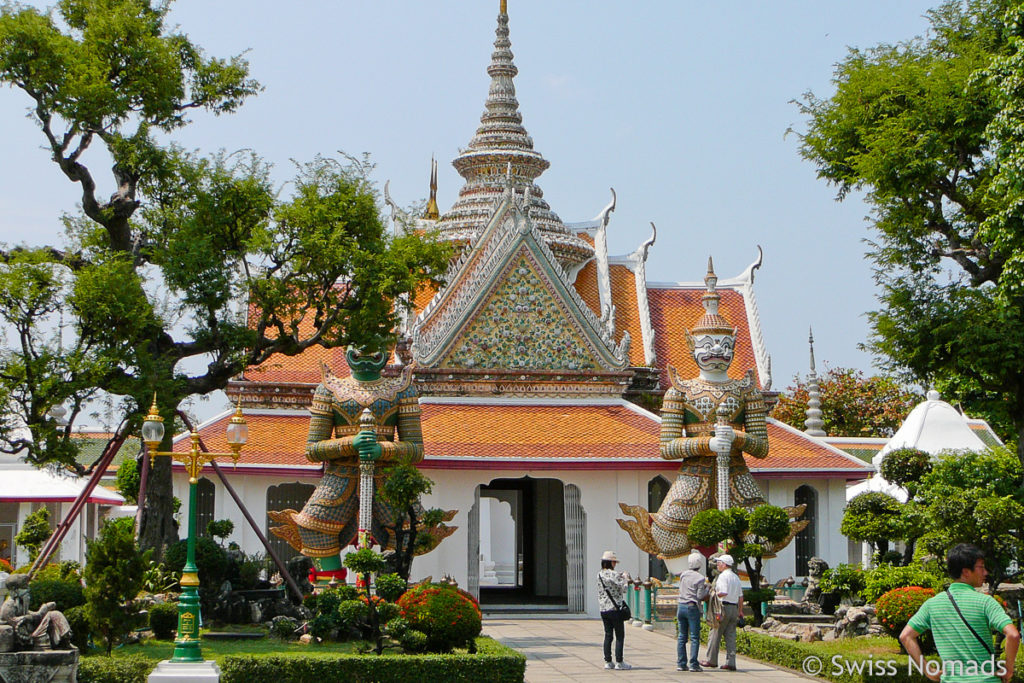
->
xmin=412 ymin=188 xmax=630 ymax=396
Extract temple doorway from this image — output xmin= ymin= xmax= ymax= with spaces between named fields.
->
xmin=470 ymin=477 xmax=585 ymax=611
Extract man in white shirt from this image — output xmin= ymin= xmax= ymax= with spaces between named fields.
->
xmin=701 ymin=554 xmax=743 ymax=671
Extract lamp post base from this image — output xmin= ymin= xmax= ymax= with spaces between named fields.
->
xmin=147 ymin=659 xmax=221 ymax=682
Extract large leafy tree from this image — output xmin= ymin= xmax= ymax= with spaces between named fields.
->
xmin=795 ymin=0 xmax=1024 ymax=465
xmin=772 ymin=367 xmax=921 ymax=437
xmin=0 ymin=0 xmax=449 ymax=556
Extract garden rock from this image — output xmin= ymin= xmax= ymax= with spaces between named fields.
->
xmin=0 ymin=625 xmax=12 ymax=652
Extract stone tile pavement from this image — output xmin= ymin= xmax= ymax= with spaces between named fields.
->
xmin=483 ymin=616 xmax=813 ymax=683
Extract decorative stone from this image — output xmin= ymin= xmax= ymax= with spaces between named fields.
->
xmin=0 ymin=649 xmax=79 ymax=683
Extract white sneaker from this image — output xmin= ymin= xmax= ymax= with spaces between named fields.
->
xmin=615 ymin=662 xmax=632 ymax=670
xmin=604 ymin=662 xmax=615 ymax=669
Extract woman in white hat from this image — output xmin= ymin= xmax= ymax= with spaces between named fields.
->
xmin=596 ymin=550 xmax=632 ymax=670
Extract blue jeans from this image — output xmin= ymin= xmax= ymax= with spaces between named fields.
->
xmin=676 ymin=602 xmax=701 ymax=669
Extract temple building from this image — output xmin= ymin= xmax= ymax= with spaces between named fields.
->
xmin=171 ymin=2 xmax=872 ymax=615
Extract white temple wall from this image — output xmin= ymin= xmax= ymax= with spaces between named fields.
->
xmin=758 ymin=477 xmax=850 ymax=581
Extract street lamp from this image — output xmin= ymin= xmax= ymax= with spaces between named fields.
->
xmin=142 ymin=396 xmax=247 ymax=664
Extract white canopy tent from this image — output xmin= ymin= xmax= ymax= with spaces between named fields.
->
xmin=0 ymin=462 xmax=125 ymax=504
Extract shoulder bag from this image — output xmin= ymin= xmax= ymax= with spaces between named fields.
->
xmin=945 ymin=588 xmax=996 ymax=655
xmin=600 ymin=574 xmax=631 ymax=621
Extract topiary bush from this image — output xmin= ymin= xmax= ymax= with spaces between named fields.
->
xmin=148 ymin=601 xmax=179 ymax=640
xmin=397 ymin=583 xmax=482 ymax=653
xmin=863 ymin=563 xmax=942 ymax=603
xmin=163 ymin=536 xmax=229 ymax=610
xmin=819 ymin=563 xmax=866 ymax=600
xmin=28 ymin=575 xmax=85 ymax=611
xmin=876 ymin=586 xmax=935 ymax=647
xmin=687 ymin=508 xmax=732 ymax=548
xmin=336 ymin=598 xmax=369 ymax=639
xmin=375 ymin=572 xmax=407 ymax=603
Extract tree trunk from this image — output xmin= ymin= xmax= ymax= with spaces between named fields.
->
xmin=138 ymin=452 xmax=178 ymax=561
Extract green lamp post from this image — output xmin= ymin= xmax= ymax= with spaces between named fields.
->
xmin=142 ymin=397 xmax=248 ymax=663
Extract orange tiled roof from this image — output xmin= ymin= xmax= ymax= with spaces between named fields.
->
xmin=647 ymin=286 xmax=759 ymax=389
xmin=182 ymin=403 xmax=870 ymax=474
xmin=573 ymin=263 xmax=644 ymax=366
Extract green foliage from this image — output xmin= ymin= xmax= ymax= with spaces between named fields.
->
xmin=397 ymin=583 xmax=483 ymax=653
xmin=863 ymin=564 xmax=942 ymax=604
xmin=378 ymin=457 xmax=444 ymax=580
xmin=206 ymin=518 xmax=234 ymax=544
xmin=28 ymin=575 xmax=85 ymax=611
xmin=216 ymin=638 xmax=526 ymax=682
xmin=343 ymin=547 xmax=387 ymax=577
xmin=148 ymin=601 xmax=179 ymax=640
xmin=772 ymin=368 xmax=921 ymax=438
xmin=83 ymin=517 xmax=149 ymax=655
xmin=795 ymin=0 xmax=1024 ymax=460
xmin=820 ymin=564 xmax=867 ymax=599
xmin=115 ymin=457 xmax=140 ymax=504
xmin=271 ymin=617 xmax=297 ymax=640
xmin=163 ymin=536 xmax=230 ymax=597
xmin=841 ymin=492 xmax=905 ymax=555
xmin=77 ymin=655 xmax=157 ymax=683
xmin=375 ymin=573 xmax=407 ymax=603
xmin=880 ymin=448 xmax=933 ymax=498
xmin=140 ymin=559 xmax=178 ymax=593
xmin=0 ymin=0 xmax=451 ymax=559
xmin=747 ymin=505 xmax=790 ymax=545
xmin=914 ymin=447 xmax=1024 ymax=590
xmin=63 ymin=604 xmax=91 ymax=652
xmin=876 ymin=587 xmax=936 ymax=642
xmin=687 ymin=508 xmax=732 ymax=547
xmin=336 ymin=599 xmax=369 ymax=637
xmin=15 ymin=506 xmax=51 ymax=562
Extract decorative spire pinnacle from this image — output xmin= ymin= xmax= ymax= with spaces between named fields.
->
xmin=424 ymin=156 xmax=440 ymax=220
xmin=691 ymin=256 xmax=734 ymax=336
xmin=434 ymin=0 xmax=593 ymax=268
xmin=804 ymin=327 xmax=827 ymax=436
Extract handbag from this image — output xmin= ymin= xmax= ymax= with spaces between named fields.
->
xmin=600 ymin=574 xmax=631 ymax=620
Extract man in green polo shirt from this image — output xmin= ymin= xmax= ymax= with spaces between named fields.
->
xmin=900 ymin=544 xmax=1019 ymax=683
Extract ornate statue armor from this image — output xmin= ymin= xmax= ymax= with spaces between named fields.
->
xmin=619 ymin=259 xmax=802 ymax=569
xmin=270 ymin=347 xmax=454 ymax=575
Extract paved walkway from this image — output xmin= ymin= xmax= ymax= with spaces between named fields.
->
xmin=483 ymin=617 xmax=811 ymax=683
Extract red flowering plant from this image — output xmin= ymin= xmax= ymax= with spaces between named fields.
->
xmin=876 ymin=586 xmax=936 ymax=653
xmin=0 ymin=557 xmax=12 ymax=573
xmin=396 ymin=582 xmax=482 ymax=653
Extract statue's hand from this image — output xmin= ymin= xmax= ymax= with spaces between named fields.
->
xmin=710 ymin=425 xmax=735 ymax=453
xmin=354 ymin=431 xmax=382 ymax=462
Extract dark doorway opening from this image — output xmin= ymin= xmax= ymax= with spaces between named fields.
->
xmin=478 ymin=477 xmax=567 ymax=608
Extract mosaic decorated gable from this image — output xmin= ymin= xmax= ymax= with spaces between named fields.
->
xmin=442 ymin=248 xmax=603 ymax=371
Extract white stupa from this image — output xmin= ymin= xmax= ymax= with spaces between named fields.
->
xmin=847 ymin=389 xmax=989 ymax=503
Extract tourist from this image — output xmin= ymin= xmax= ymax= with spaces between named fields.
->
xmin=900 ymin=544 xmax=1019 ymax=683
xmin=676 ymin=552 xmax=710 ymax=672
xmin=597 ymin=550 xmax=632 ymax=670
xmin=701 ymin=554 xmax=742 ymax=671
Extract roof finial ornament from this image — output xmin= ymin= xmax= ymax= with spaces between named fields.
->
xmin=500 ymin=0 xmax=507 ymax=14
xmin=424 ymin=156 xmax=440 ymax=220
xmin=804 ymin=327 xmax=827 ymax=436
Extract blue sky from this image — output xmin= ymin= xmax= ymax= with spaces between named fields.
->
xmin=0 ymin=1 xmax=939 ymax=412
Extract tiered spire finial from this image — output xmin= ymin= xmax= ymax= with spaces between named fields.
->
xmin=433 ymin=0 xmax=593 ymax=268
xmin=804 ymin=327 xmax=827 ymax=436
xmin=691 ymin=257 xmax=735 ymax=336
xmin=424 ymin=157 xmax=440 ymax=220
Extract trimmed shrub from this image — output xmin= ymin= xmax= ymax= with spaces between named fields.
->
xmin=63 ymin=604 xmax=91 ymax=652
xmin=28 ymin=576 xmax=85 ymax=611
xmin=876 ymin=586 xmax=935 ymax=643
xmin=218 ymin=637 xmax=525 ymax=682
xmin=163 ymin=536 xmax=230 ymax=590
xmin=863 ymin=564 xmax=941 ymax=604
xmin=397 ymin=583 xmax=482 ymax=653
xmin=375 ymin=572 xmax=407 ymax=602
xmin=820 ymin=563 xmax=866 ymax=600
xmin=336 ymin=598 xmax=369 ymax=636
xmin=148 ymin=601 xmax=179 ymax=640
xmin=78 ymin=654 xmax=156 ymax=683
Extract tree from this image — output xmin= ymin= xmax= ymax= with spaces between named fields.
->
xmin=794 ymin=0 xmax=1024 ymax=466
xmin=377 ymin=457 xmax=448 ymax=582
xmin=772 ymin=367 xmax=921 ymax=437
xmin=915 ymin=447 xmax=1024 ymax=592
xmin=83 ymin=517 xmax=148 ymax=655
xmin=14 ymin=506 xmax=51 ymax=564
xmin=687 ymin=505 xmax=791 ymax=626
xmin=0 ymin=1 xmax=450 ymax=557
xmin=343 ymin=547 xmax=388 ymax=655
xmin=879 ymin=448 xmax=933 ymax=564
xmin=841 ymin=492 xmax=905 ymax=557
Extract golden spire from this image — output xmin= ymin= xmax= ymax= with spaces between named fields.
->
xmin=500 ymin=0 xmax=507 ymax=14
xmin=424 ymin=156 xmax=440 ymax=220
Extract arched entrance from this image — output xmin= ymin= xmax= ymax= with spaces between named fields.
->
xmin=470 ymin=477 xmax=585 ymax=611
